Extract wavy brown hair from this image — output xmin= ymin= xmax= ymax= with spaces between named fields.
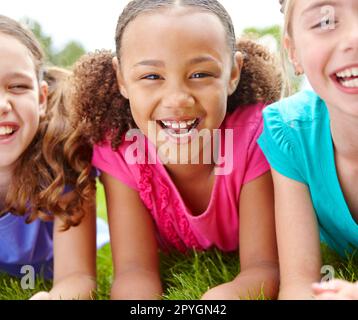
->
xmin=0 ymin=15 xmax=95 ymax=230
xmin=71 ymin=0 xmax=282 ymax=150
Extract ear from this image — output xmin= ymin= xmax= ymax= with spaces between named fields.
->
xmin=228 ymin=51 xmax=244 ymax=95
xmin=38 ymin=81 xmax=48 ymax=118
xmin=284 ymin=35 xmax=303 ymax=75
xmin=112 ymin=56 xmax=129 ymax=99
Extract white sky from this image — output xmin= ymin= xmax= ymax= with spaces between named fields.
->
xmin=1 ymin=0 xmax=283 ymax=52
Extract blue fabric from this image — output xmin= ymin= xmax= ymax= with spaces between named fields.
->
xmin=0 ymin=213 xmax=54 ymax=279
xmin=0 ymin=212 xmax=109 ymax=279
xmin=258 ymin=90 xmax=358 ymax=257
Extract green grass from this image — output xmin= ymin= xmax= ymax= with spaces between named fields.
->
xmin=0 ymin=181 xmax=357 ymax=300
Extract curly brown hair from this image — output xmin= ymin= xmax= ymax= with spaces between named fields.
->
xmin=71 ymin=0 xmax=282 ymax=150
xmin=0 ymin=16 xmax=95 ymax=230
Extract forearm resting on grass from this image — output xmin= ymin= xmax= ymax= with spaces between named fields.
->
xmin=111 ymin=269 xmax=163 ymax=300
xmin=201 ymin=263 xmax=279 ymax=300
xmin=278 ymin=273 xmax=322 ymax=300
xmin=30 ymin=273 xmax=96 ymax=300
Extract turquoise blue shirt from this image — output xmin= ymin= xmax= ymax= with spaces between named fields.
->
xmin=258 ymin=90 xmax=358 ymax=257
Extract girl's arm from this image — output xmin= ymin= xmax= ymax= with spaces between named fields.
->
xmin=202 ymin=171 xmax=279 ymax=300
xmin=272 ymin=169 xmax=322 ymax=300
xmin=101 ymin=172 xmax=162 ymax=300
xmin=31 ymin=198 xmax=97 ymax=300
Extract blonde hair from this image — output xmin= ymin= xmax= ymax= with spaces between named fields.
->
xmin=280 ymin=0 xmax=297 ymax=97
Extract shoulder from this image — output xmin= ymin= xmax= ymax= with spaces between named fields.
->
xmin=224 ymin=102 xmax=266 ymax=129
xmin=260 ymin=90 xmax=328 ymax=149
xmin=258 ymin=91 xmax=328 ymax=183
xmin=92 ymin=131 xmax=151 ymax=191
xmin=263 ymin=90 xmax=326 ymax=125
xmin=93 ymin=133 xmax=139 ymax=165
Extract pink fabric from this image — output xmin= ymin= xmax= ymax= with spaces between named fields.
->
xmin=93 ymin=103 xmax=269 ymax=252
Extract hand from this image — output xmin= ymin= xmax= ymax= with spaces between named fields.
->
xmin=312 ymin=280 xmax=358 ymax=300
xmin=29 ymin=291 xmax=53 ymax=300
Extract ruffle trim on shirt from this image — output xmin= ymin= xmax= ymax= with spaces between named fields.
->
xmin=137 ymin=164 xmax=203 ymax=252
xmin=264 ymin=105 xmax=296 ymax=156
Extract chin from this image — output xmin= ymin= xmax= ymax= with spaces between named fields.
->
xmin=0 ymin=158 xmax=18 ymax=169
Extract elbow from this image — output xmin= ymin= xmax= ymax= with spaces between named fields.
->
xmin=257 ymin=264 xmax=280 ymax=300
xmin=110 ymin=270 xmax=163 ymax=300
xmin=239 ymin=262 xmax=280 ymax=300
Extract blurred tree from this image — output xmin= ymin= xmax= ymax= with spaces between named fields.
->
xmin=20 ymin=17 xmax=85 ymax=68
xmin=243 ymin=25 xmax=282 ymax=46
xmin=53 ymin=41 xmax=86 ymax=68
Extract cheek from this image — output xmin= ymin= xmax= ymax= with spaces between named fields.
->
xmin=295 ymin=35 xmax=328 ymax=73
xmin=20 ymin=97 xmax=42 ymax=133
xmin=127 ymin=97 xmax=150 ymax=130
xmin=203 ymin=87 xmax=228 ymax=121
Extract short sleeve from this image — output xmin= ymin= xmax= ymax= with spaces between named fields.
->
xmin=92 ymin=143 xmax=138 ymax=190
xmin=257 ymin=105 xmax=306 ymax=184
xmin=242 ymin=116 xmax=270 ymax=184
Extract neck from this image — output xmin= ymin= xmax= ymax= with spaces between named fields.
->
xmin=329 ymin=107 xmax=358 ymax=161
xmin=161 ymin=138 xmax=217 ymax=182
xmin=165 ymin=162 xmax=215 ymax=182
xmin=0 ymin=166 xmax=14 ymax=211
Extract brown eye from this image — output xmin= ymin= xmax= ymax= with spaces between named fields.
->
xmin=191 ymin=72 xmax=211 ymax=79
xmin=141 ymin=74 xmax=162 ymax=80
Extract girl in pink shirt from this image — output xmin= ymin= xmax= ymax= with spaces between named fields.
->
xmin=71 ymin=0 xmax=282 ymax=300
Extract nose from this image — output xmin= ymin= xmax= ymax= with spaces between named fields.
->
xmin=0 ymin=91 xmax=12 ymax=116
xmin=340 ymin=16 xmax=358 ymax=53
xmin=161 ymin=80 xmax=195 ymax=110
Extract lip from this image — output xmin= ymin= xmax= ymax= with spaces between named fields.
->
xmin=155 ymin=118 xmax=202 ymax=145
xmin=157 ymin=117 xmax=200 ymax=122
xmin=0 ymin=121 xmax=20 ymax=144
xmin=331 ymin=63 xmax=358 ymax=75
xmin=330 ymin=64 xmax=358 ymax=95
xmin=330 ymin=74 xmax=358 ymax=95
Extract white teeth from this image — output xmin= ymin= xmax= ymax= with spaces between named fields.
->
xmin=0 ymin=126 xmax=15 ymax=136
xmin=160 ymin=119 xmax=197 ymax=130
xmin=162 ymin=121 xmax=172 ymax=127
xmin=179 ymin=122 xmax=187 ymax=129
xmin=336 ymin=67 xmax=358 ymax=78
xmin=340 ymin=78 xmax=358 ymax=88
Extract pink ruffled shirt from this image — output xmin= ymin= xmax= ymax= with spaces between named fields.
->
xmin=93 ymin=103 xmax=269 ymax=252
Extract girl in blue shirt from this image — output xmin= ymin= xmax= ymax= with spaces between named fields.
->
xmin=258 ymin=0 xmax=358 ymax=299
xmin=0 ymin=15 xmax=98 ymax=299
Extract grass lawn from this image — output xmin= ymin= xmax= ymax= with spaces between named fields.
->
xmin=0 ymin=181 xmax=357 ymax=300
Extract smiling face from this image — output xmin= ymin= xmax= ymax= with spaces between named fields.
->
xmin=285 ymin=0 xmax=358 ymax=115
xmin=0 ymin=33 xmax=47 ymax=170
xmin=114 ymin=7 xmax=241 ymax=151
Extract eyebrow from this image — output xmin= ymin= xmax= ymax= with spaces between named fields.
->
xmin=6 ymin=72 xmax=34 ymax=81
xmin=134 ymin=60 xmax=165 ymax=68
xmin=302 ymin=0 xmax=340 ymax=15
xmin=133 ymin=56 xmax=219 ymax=68
xmin=187 ymin=56 xmax=218 ymax=66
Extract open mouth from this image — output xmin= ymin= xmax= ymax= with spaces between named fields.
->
xmin=0 ymin=125 xmax=19 ymax=139
xmin=334 ymin=67 xmax=358 ymax=88
xmin=157 ymin=118 xmax=201 ymax=138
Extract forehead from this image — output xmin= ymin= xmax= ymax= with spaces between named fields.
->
xmin=120 ymin=7 xmax=229 ymax=62
xmin=293 ymin=0 xmax=354 ymax=16
xmin=0 ymin=32 xmax=36 ymax=79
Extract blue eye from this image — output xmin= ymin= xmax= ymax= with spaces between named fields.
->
xmin=312 ymin=19 xmax=338 ymax=30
